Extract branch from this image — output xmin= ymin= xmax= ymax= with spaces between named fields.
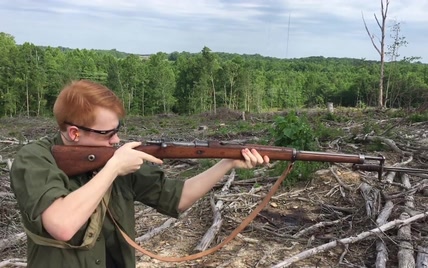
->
xmin=271 ymin=210 xmax=428 ymax=268
xmin=383 ymin=0 xmax=390 ymax=19
xmin=194 ymin=169 xmax=236 ymax=251
xmin=362 ymin=12 xmax=381 ymax=55
xmin=397 ymin=213 xmax=415 ymax=267
xmin=0 ymin=258 xmax=27 ymax=268
xmin=292 ymin=215 xmax=352 ymax=239
xmin=135 ymin=208 xmax=192 ymax=242
xmin=397 ymin=173 xmax=416 ymax=267
xmin=330 ymin=167 xmax=354 ymax=192
xmin=416 ymin=245 xmax=428 ymax=268
xmin=0 ymin=232 xmax=26 ymax=252
xmin=374 ymin=13 xmax=382 ymax=30
xmin=360 ymin=182 xmax=381 ymax=217
xmin=384 ymin=155 xmax=414 ymax=184
xmin=375 ymin=200 xmax=394 ymax=268
xmin=354 ymin=134 xmax=412 ymax=156
xmin=0 ymin=157 xmax=13 ymax=171
xmin=401 ymin=173 xmax=415 ymax=208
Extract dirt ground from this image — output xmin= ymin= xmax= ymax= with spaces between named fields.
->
xmin=1 ymin=109 xmax=428 ymax=267
xmin=133 ymin=167 xmax=377 ymax=268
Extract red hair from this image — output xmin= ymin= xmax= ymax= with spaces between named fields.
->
xmin=53 ymin=80 xmax=125 ymax=131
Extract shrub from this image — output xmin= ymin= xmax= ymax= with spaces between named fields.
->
xmin=270 ymin=113 xmax=327 ymax=186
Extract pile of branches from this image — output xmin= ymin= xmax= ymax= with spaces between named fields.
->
xmin=132 ymin=123 xmax=428 ymax=267
xmin=0 ymin=137 xmax=28 ymax=267
xmin=0 ymin=171 xmax=27 ymax=267
xmin=1 ymin=120 xmax=428 ymax=267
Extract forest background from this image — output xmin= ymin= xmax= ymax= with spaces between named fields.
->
xmin=1 ymin=29 xmax=427 ymax=119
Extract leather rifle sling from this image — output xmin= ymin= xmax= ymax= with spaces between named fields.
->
xmin=106 ymin=162 xmax=294 ymax=262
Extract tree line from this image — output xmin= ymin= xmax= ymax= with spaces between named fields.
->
xmin=0 ymin=32 xmax=427 ymax=117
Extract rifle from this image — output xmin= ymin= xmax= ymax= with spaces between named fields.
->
xmin=50 ymin=140 xmax=426 ymax=179
xmin=50 ymin=140 xmax=427 ymax=262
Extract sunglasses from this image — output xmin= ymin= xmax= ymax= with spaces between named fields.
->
xmin=64 ymin=121 xmax=121 ymax=138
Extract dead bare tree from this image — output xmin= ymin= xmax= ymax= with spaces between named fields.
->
xmin=362 ymin=0 xmax=390 ymax=108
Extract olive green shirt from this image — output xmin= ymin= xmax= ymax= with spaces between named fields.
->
xmin=10 ymin=133 xmax=184 ymax=268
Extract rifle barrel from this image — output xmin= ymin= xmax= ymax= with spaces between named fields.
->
xmin=353 ymin=164 xmax=427 ymax=174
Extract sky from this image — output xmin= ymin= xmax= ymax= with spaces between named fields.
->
xmin=1 ymin=0 xmax=427 ymax=62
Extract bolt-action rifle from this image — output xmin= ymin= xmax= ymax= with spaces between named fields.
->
xmin=50 ymin=140 xmax=427 ymax=262
xmin=51 ymin=140 xmax=426 ymax=179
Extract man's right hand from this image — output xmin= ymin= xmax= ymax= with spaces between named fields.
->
xmin=107 ymin=142 xmax=163 ymax=176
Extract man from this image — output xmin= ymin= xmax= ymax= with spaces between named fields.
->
xmin=10 ymin=80 xmax=269 ymax=268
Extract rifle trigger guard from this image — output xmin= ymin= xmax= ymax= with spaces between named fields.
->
xmin=88 ymin=154 xmax=96 ymax=162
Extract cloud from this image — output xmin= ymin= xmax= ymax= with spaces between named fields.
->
xmin=0 ymin=0 xmax=427 ymax=61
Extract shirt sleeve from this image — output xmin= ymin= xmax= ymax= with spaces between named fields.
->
xmin=10 ymin=140 xmax=70 ymax=235
xmin=130 ymin=163 xmax=184 ymax=218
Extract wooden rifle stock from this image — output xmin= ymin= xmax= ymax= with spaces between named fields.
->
xmin=51 ymin=140 xmax=386 ymax=177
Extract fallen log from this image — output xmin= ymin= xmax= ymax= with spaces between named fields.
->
xmin=271 ymin=210 xmax=428 ymax=268
xmin=0 ymin=258 xmax=26 ymax=268
xmin=354 ymin=134 xmax=412 ymax=157
xmin=375 ymin=200 xmax=394 ymax=268
xmin=292 ymin=215 xmax=352 ymax=239
xmin=416 ymin=244 xmax=428 ymax=268
xmin=397 ymin=213 xmax=415 ymax=268
xmin=360 ymin=182 xmax=380 ymax=217
xmin=135 ymin=208 xmax=192 ymax=242
xmin=384 ymin=156 xmax=414 ymax=184
xmin=194 ymin=169 xmax=236 ymax=252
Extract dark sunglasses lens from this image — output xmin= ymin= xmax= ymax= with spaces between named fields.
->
xmin=108 ymin=128 xmax=120 ymax=138
xmin=112 ymin=129 xmax=119 ymax=136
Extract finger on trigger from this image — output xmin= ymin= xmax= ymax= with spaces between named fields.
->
xmin=140 ymin=151 xmax=163 ymax=164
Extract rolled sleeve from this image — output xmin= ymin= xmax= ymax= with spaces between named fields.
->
xmin=10 ymin=141 xmax=70 ymax=235
xmin=131 ymin=163 xmax=184 ymax=218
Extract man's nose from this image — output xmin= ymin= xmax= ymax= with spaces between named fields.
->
xmin=109 ymin=133 xmax=120 ymax=145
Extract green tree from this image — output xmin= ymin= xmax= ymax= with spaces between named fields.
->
xmin=0 ymin=33 xmax=18 ymax=116
xmin=220 ymin=57 xmax=241 ymax=109
xmin=119 ymin=55 xmax=145 ymax=114
xmin=147 ymin=53 xmax=176 ymax=114
xmin=173 ymin=54 xmax=200 ymax=114
xmin=44 ymin=47 xmax=69 ymax=111
xmin=17 ymin=42 xmax=47 ymax=116
xmin=201 ymin=46 xmax=221 ymax=114
xmin=105 ymin=55 xmax=122 ymax=96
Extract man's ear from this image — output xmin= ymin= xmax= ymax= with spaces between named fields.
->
xmin=68 ymin=127 xmax=79 ymax=141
